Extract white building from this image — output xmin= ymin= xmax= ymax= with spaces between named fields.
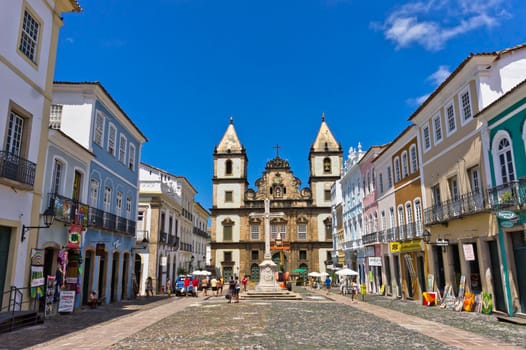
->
xmin=0 ymin=0 xmax=80 ymax=308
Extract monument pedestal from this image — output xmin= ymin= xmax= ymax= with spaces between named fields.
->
xmin=255 ymin=259 xmax=280 ymax=292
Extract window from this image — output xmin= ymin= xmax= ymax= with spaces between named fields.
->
xmin=378 ymin=173 xmax=384 ymax=193
xmin=250 ymin=223 xmax=259 ymax=240
xmin=116 ymin=192 xmax=123 ymax=214
xmin=387 ymin=166 xmax=393 ymax=188
xmin=406 ymin=202 xmax=413 ymax=224
xmin=460 ymin=89 xmax=472 ymax=123
xmin=225 ymin=159 xmax=233 ymax=175
xmin=381 ymin=211 xmax=386 ymax=231
xmin=323 ymin=157 xmax=331 ymax=173
xmin=401 ymin=152 xmax=409 ymax=178
xmin=397 ymin=206 xmax=405 ymax=231
xmin=299 ymin=250 xmax=307 ymax=260
xmin=19 ymin=9 xmax=40 ymax=63
xmin=72 ymin=170 xmax=82 ymax=201
xmin=324 ymin=189 xmax=331 ymax=201
xmin=52 ymin=159 xmax=64 ymax=195
xmin=414 ymin=199 xmax=423 ymax=235
xmin=468 ymin=166 xmax=481 ymax=193
xmin=6 ymin=111 xmax=25 ymax=156
xmin=49 ymin=104 xmax=62 ymax=129
xmin=433 ymin=114 xmax=443 ymax=144
xmin=496 ymin=137 xmax=515 ymax=184
xmin=223 ymin=225 xmax=232 ymax=241
xmin=224 ymin=251 xmax=232 ymax=262
xmin=448 ymin=176 xmax=459 ymax=201
xmin=446 ymin=103 xmax=457 ymax=135
xmin=394 ymin=157 xmax=401 ymax=182
xmin=423 ymin=125 xmax=431 ymax=151
xmin=297 ymin=223 xmax=307 ymax=240
xmin=251 ymin=250 xmax=259 ymax=260
xmin=128 ymin=144 xmax=136 ymax=171
xmin=108 ymin=124 xmax=116 ymax=156
xmin=225 ymin=191 xmax=233 ymax=202
xmin=119 ymin=134 xmax=127 ymax=164
xmin=126 ymin=197 xmax=132 ymax=218
xmin=271 ymin=223 xmax=286 ymax=240
xmin=410 ymin=145 xmax=418 ymax=173
xmin=138 ymin=211 xmax=144 ymax=222
xmin=89 ymin=179 xmax=99 ymax=207
xmin=103 ymin=186 xmax=112 ymax=212
xmin=431 ymin=184 xmax=441 ymax=206
xmin=389 ymin=207 xmax=395 ymax=229
xmin=94 ymin=111 xmax=104 ymax=147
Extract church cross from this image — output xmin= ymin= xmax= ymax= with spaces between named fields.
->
xmin=273 ymin=144 xmax=281 ymax=158
xmin=249 ymin=198 xmax=285 ymax=260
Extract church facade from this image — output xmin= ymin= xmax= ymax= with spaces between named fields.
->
xmin=210 ymin=116 xmax=342 ymax=281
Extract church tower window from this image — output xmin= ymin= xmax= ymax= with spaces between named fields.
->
xmin=323 ymin=157 xmax=331 ymax=173
xmin=222 ymin=218 xmax=234 ymax=241
xmin=225 ymin=159 xmax=233 ymax=175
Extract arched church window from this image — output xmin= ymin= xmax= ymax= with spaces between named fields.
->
xmin=225 ymin=159 xmax=233 ymax=175
xmin=324 ymin=157 xmax=331 ymax=173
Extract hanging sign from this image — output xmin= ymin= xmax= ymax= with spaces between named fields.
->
xmin=67 ymin=224 xmax=83 ymax=249
xmin=368 ymin=257 xmax=382 ymax=266
xmin=463 ymin=244 xmax=475 ymax=261
xmin=496 ymin=210 xmax=518 ymax=220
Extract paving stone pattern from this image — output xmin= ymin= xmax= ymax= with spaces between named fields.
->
xmin=109 ymin=297 xmax=453 ymax=350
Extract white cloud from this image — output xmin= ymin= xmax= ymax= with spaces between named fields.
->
xmin=407 ymin=93 xmax=430 ymax=107
xmin=374 ymin=0 xmax=508 ymax=51
xmin=427 ymin=65 xmax=451 ymax=86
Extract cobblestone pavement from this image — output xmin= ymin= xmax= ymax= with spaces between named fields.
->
xmin=0 ymin=288 xmax=524 ymax=350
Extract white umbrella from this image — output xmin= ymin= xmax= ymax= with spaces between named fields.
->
xmin=191 ymin=270 xmax=206 ymax=276
xmin=308 ymin=272 xmax=321 ymax=277
xmin=335 ymin=268 xmax=358 ymax=276
xmin=319 ymin=272 xmax=329 ymax=277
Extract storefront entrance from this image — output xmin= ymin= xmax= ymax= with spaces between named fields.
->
xmin=511 ymin=231 xmax=526 ymax=313
xmin=0 ymin=226 xmax=11 ymax=309
xmin=82 ymin=250 xmax=93 ymax=305
xmin=488 ymin=240 xmax=506 ymax=312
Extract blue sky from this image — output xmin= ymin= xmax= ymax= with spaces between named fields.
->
xmin=55 ymin=0 xmax=526 ymax=210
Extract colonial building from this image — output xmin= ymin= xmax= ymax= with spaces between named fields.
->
xmin=0 ymin=0 xmax=80 ymax=309
xmin=410 ymin=44 xmax=526 ymax=312
xmin=211 ymin=116 xmax=342 ymax=281
xmin=50 ymin=82 xmax=147 ymax=306
xmin=479 ymin=78 xmax=526 ymax=316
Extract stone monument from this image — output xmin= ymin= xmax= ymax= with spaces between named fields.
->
xmin=249 ymin=198 xmax=285 ymax=292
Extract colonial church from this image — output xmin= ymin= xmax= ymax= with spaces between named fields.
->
xmin=210 ymin=115 xmax=342 ymax=281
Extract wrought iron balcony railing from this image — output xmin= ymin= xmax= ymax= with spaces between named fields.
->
xmin=0 ymin=151 xmax=36 ymax=187
xmin=424 ymin=190 xmax=489 ymax=226
xmin=362 ymin=231 xmax=379 ymax=245
xmin=385 ymin=227 xmax=399 ymax=242
xmin=487 ymin=178 xmax=526 ymax=210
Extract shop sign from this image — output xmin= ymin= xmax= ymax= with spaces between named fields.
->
xmin=67 ymin=224 xmax=82 ymax=249
xmin=496 ymin=210 xmax=518 ymax=220
xmin=500 ymin=220 xmax=515 ymax=228
xmin=463 ymin=244 xmax=475 ymax=261
xmin=400 ymin=239 xmax=423 ymax=252
xmin=368 ymin=257 xmax=382 ymax=266
xmin=390 ymin=242 xmax=401 ymax=253
xmin=58 ymin=291 xmax=75 ymax=313
xmin=161 ymin=256 xmax=167 ymax=266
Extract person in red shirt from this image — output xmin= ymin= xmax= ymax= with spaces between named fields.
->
xmin=184 ymin=276 xmax=190 ymax=295
xmin=192 ymin=277 xmax=199 ymax=297
xmin=241 ymin=276 xmax=248 ymax=292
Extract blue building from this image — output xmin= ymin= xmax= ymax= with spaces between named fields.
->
xmin=47 ymin=82 xmax=147 ymax=308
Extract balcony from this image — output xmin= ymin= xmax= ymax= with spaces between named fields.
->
xmin=424 ymin=190 xmax=489 ymax=226
xmin=362 ymin=232 xmax=379 ymax=245
xmin=50 ymin=193 xmax=89 ymax=226
xmin=385 ymin=227 xmax=399 ymax=242
xmin=159 ymin=231 xmax=168 ymax=244
xmin=180 ymin=242 xmax=192 ymax=252
xmin=136 ymin=230 xmax=150 ymax=243
xmin=487 ymin=178 xmax=526 ymax=210
xmin=50 ymin=193 xmax=136 ymax=235
xmin=0 ymin=151 xmax=36 ymax=188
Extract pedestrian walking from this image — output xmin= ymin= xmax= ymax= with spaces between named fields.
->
xmin=351 ymin=279 xmax=358 ymax=301
xmin=241 ymin=275 xmax=248 ymax=292
xmin=234 ymin=276 xmax=241 ymax=303
xmin=210 ymin=276 xmax=217 ymax=295
xmin=228 ymin=276 xmax=235 ymax=303
xmin=325 ymin=275 xmax=331 ymax=294
xmin=192 ymin=277 xmax=199 ymax=297
xmin=217 ymin=277 xmax=224 ymax=296
xmin=166 ymin=278 xmax=172 ymax=297
xmin=146 ymin=277 xmax=153 ymax=297
xmin=201 ymin=276 xmax=209 ymax=296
